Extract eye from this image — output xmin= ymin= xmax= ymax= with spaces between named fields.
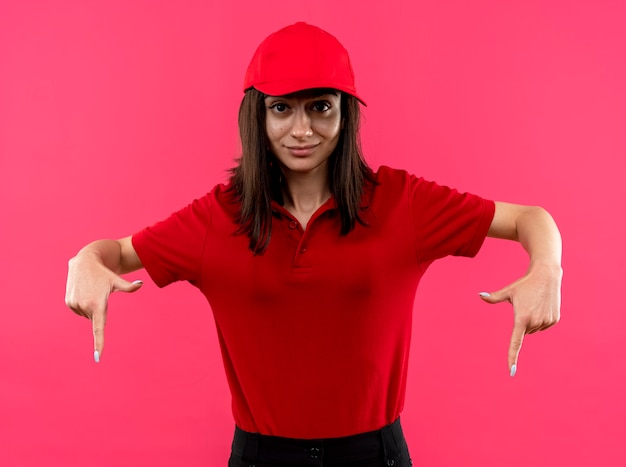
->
xmin=311 ymin=101 xmax=331 ymax=112
xmin=269 ymin=103 xmax=288 ymax=113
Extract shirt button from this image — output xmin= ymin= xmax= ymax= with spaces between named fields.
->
xmin=309 ymin=447 xmax=320 ymax=459
xmin=288 ymin=221 xmax=298 ymax=229
xmin=300 ymin=245 xmax=307 ymax=254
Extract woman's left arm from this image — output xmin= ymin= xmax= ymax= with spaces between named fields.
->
xmin=480 ymin=201 xmax=563 ymax=376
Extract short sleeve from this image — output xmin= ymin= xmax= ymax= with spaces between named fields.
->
xmin=408 ymin=175 xmax=495 ymax=267
xmin=131 ymin=194 xmax=213 ymax=288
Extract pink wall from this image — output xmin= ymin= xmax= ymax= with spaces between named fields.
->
xmin=1 ymin=0 xmax=625 ymax=465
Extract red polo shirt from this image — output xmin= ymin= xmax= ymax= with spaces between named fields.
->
xmin=132 ymin=166 xmax=495 ymax=439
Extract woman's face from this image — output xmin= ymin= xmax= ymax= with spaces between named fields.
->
xmin=264 ymin=89 xmax=342 ymax=178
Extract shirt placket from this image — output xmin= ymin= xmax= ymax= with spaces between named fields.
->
xmin=272 ymin=199 xmax=335 ymax=271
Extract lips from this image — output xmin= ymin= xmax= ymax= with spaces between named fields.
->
xmin=286 ymin=144 xmax=319 ymax=157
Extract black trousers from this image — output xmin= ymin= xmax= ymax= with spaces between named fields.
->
xmin=228 ymin=418 xmax=412 ymax=467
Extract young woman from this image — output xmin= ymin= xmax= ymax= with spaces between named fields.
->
xmin=65 ymin=22 xmax=562 ymax=467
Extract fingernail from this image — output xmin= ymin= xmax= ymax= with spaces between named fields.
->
xmin=479 ymin=292 xmax=491 ymax=298
xmin=94 ymin=350 xmax=100 ymax=363
xmin=132 ymin=280 xmax=143 ymax=285
xmin=510 ymin=364 xmax=517 ymax=377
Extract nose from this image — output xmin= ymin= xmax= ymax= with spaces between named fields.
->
xmin=290 ymin=110 xmax=313 ymax=139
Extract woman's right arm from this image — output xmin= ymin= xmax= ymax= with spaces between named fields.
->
xmin=65 ymin=236 xmax=144 ymax=362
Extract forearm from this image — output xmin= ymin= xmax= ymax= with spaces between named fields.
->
xmin=515 ymin=206 xmax=562 ymax=273
xmin=490 ymin=202 xmax=562 ymax=271
xmin=72 ymin=239 xmax=124 ymax=273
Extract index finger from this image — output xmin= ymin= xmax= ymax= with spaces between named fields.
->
xmin=508 ymin=323 xmax=526 ymax=377
xmin=92 ymin=309 xmax=106 ymax=363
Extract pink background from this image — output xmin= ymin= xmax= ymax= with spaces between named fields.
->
xmin=1 ymin=0 xmax=625 ymax=466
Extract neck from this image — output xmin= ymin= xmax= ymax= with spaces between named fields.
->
xmin=280 ymin=166 xmax=331 ymax=226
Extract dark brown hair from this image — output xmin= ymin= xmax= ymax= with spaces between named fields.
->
xmin=229 ymin=88 xmax=374 ymax=254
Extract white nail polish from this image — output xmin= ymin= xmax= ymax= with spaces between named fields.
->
xmin=132 ymin=280 xmax=143 ymax=285
xmin=94 ymin=350 xmax=100 ymax=363
xmin=479 ymin=292 xmax=491 ymax=297
xmin=510 ymin=364 xmax=517 ymax=377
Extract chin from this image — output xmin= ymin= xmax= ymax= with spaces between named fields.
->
xmin=279 ymin=158 xmax=330 ymax=175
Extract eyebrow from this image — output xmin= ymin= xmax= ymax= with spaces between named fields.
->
xmin=308 ymin=88 xmax=339 ymax=97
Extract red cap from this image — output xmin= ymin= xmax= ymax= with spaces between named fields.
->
xmin=243 ymin=22 xmax=366 ymax=105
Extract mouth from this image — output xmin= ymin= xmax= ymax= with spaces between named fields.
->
xmin=285 ymin=144 xmax=319 ymax=157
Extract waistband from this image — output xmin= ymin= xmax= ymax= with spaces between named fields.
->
xmin=231 ymin=418 xmax=405 ymax=464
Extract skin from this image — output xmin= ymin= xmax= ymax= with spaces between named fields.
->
xmin=65 ymin=89 xmax=562 ymax=375
xmin=264 ymin=89 xmax=342 ymax=228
